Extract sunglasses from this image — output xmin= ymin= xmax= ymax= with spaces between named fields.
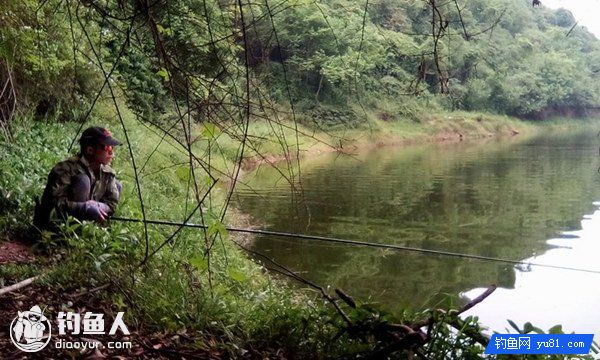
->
xmin=96 ymin=144 xmax=114 ymax=152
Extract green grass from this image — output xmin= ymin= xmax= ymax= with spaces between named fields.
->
xmin=0 ymin=109 xmax=357 ymax=357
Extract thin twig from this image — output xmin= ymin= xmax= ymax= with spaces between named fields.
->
xmin=71 ymin=283 xmax=110 ymax=299
xmin=458 ymin=284 xmax=497 ymax=315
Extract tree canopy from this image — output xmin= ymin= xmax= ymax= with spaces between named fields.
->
xmin=2 ymin=0 xmax=600 ymax=129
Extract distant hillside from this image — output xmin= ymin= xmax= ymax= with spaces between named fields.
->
xmin=250 ymin=0 xmax=600 ymax=119
xmin=2 ymin=0 xmax=599 ymax=129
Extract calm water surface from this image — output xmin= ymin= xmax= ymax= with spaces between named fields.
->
xmin=233 ymin=129 xmax=600 ymax=336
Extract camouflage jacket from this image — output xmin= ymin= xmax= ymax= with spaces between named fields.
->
xmin=38 ymin=155 xmax=120 ymax=221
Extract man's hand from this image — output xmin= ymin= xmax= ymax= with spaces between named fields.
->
xmin=84 ymin=200 xmax=111 ymax=222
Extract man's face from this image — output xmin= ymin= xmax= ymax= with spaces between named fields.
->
xmin=86 ymin=144 xmax=114 ymax=165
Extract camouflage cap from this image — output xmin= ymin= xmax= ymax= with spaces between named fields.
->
xmin=80 ymin=126 xmax=122 ymax=147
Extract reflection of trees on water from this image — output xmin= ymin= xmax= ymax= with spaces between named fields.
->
xmin=235 ymin=131 xmax=600 ymax=312
xmin=462 ymin=203 xmax=600 ymax=336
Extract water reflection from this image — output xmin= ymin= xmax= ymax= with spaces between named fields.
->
xmin=234 ymin=129 xmax=600 ymax=317
xmin=462 ymin=202 xmax=600 ymax=337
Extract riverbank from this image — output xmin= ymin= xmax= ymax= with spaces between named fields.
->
xmin=239 ymin=111 xmax=598 ymax=173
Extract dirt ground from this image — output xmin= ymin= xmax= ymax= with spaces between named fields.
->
xmin=0 ymin=241 xmax=35 ymax=264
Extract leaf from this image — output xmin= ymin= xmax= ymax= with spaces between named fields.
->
xmin=156 ymin=68 xmax=170 ymax=81
xmin=114 ymin=295 xmax=126 ymax=309
xmin=156 ymin=24 xmax=173 ymax=36
xmin=523 ymin=322 xmax=544 ymax=334
xmin=201 ymin=122 xmax=220 ymax=139
xmin=548 ymin=325 xmax=564 ymax=334
xmin=228 ymin=269 xmax=248 ymax=283
xmin=507 ymin=319 xmax=522 ymax=334
xmin=189 ymin=256 xmax=208 ymax=271
xmin=176 ymin=166 xmax=190 ymax=182
xmin=208 ymin=221 xmax=228 ymax=238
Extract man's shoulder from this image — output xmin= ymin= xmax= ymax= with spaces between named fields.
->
xmin=50 ymin=157 xmax=83 ymax=175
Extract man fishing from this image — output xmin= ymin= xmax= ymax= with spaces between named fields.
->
xmin=34 ymin=126 xmax=122 ymax=229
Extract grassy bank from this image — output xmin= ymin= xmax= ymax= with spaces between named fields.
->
xmin=235 ymin=109 xmax=599 ymax=168
xmin=0 ymin=119 xmax=350 ymax=357
xmin=1 ymin=107 xmax=597 ymax=358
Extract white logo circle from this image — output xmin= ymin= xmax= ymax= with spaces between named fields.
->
xmin=10 ymin=305 xmax=52 ymax=353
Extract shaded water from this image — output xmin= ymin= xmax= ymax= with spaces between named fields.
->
xmin=233 ymin=129 xmax=600 ymax=335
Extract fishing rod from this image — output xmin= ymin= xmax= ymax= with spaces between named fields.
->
xmin=111 ymin=216 xmax=600 ymax=275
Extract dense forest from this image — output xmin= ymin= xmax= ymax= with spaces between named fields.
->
xmin=2 ymin=0 xmax=600 ymax=133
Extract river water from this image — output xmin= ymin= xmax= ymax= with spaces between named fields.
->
xmin=233 ymin=128 xmax=600 ymax=336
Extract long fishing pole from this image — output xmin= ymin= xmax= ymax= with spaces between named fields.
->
xmin=111 ymin=216 xmax=600 ymax=275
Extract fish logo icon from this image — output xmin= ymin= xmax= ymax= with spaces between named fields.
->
xmin=10 ymin=305 xmax=52 ymax=352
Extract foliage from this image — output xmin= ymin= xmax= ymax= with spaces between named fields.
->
xmin=248 ymin=0 xmax=600 ymax=119
xmin=0 ymin=117 xmax=72 ymax=229
xmin=3 ymin=0 xmax=600 ymax=124
xmin=0 ymin=0 xmax=102 ymax=120
xmin=103 ymin=0 xmax=238 ymax=121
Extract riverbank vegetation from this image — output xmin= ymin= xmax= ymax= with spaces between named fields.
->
xmin=2 ymin=0 xmax=600 ymax=358
xmin=3 ymin=0 xmax=600 ymax=129
xmin=4 ymin=109 xmax=597 ymax=359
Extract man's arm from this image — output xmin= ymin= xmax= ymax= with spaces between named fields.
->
xmin=100 ymin=175 xmax=120 ymax=214
xmin=40 ymin=162 xmax=74 ymax=216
